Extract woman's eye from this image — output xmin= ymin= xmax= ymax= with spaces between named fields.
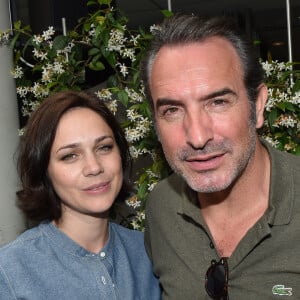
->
xmin=98 ymin=144 xmax=113 ymax=152
xmin=61 ymin=153 xmax=77 ymax=161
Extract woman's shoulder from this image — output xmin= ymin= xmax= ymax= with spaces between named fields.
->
xmin=110 ymin=222 xmax=143 ymax=237
xmin=0 ymin=222 xmax=47 ymax=258
xmin=109 ymin=222 xmax=144 ymax=246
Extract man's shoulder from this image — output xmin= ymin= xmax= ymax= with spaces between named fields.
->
xmin=149 ymin=172 xmax=185 ymax=196
xmin=146 ymin=173 xmax=187 ymax=213
xmin=265 ymin=140 xmax=300 ymax=171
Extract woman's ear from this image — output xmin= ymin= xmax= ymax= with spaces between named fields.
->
xmin=255 ymin=83 xmax=268 ymax=129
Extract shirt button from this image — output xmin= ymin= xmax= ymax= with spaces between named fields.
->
xmin=100 ymin=251 xmax=106 ymax=258
xmin=210 ymin=242 xmax=215 ymax=249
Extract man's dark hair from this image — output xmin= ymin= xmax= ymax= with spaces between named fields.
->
xmin=141 ymin=13 xmax=265 ymax=112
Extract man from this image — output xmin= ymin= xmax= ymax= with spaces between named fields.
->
xmin=141 ymin=14 xmax=300 ymax=299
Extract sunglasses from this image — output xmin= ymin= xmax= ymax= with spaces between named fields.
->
xmin=205 ymin=257 xmax=229 ymax=299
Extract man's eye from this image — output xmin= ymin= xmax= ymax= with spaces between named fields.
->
xmin=165 ymin=107 xmax=177 ymax=114
xmin=213 ymin=99 xmax=227 ymax=105
xmin=163 ymin=107 xmax=179 ymax=115
xmin=205 ymin=98 xmax=236 ymax=112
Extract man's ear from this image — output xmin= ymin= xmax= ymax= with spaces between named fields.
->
xmin=255 ymin=83 xmax=268 ymax=129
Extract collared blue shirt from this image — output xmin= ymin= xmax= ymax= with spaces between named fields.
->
xmin=0 ymin=221 xmax=161 ymax=299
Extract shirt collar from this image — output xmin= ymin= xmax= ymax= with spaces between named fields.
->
xmin=178 ymin=140 xmax=295 ymax=226
xmin=262 ymin=140 xmax=294 ymax=225
xmin=41 ymin=221 xmax=115 ymax=257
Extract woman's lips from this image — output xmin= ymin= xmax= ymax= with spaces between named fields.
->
xmin=83 ymin=181 xmax=110 ymax=193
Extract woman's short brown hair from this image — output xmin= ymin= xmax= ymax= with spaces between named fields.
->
xmin=16 ymin=90 xmax=132 ymax=222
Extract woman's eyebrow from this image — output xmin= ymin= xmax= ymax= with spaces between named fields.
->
xmin=55 ymin=135 xmax=113 ymax=153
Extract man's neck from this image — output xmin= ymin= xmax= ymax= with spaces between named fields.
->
xmin=198 ymin=141 xmax=271 ymax=257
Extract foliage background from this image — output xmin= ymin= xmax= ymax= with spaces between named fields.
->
xmin=0 ymin=0 xmax=299 ymax=230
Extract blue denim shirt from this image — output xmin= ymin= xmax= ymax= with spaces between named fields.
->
xmin=0 ymin=221 xmax=161 ymax=299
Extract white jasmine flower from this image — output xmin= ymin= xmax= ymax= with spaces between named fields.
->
xmin=95 ymin=89 xmax=113 ymax=100
xmin=125 ymin=127 xmax=142 ymax=142
xmin=278 ymin=115 xmax=297 ymax=128
xmin=149 ymin=24 xmax=161 ymax=34
xmin=117 ymin=63 xmax=128 ymax=77
xmin=130 ymin=219 xmax=141 ymax=230
xmin=265 ymin=97 xmax=276 ymax=112
xmin=16 ymin=86 xmax=29 ymax=98
xmin=263 ymin=136 xmax=279 ymax=148
xmin=125 ymin=87 xmax=143 ymax=102
xmin=31 ymin=82 xmax=49 ymax=98
xmin=53 ymin=61 xmax=64 ymax=74
xmin=42 ymin=26 xmax=55 ymax=41
xmin=47 ymin=40 xmax=53 ymax=49
xmin=107 ymin=28 xmax=127 ymax=52
xmin=125 ymin=195 xmax=141 ymax=209
xmin=147 ymin=182 xmax=158 ymax=192
xmin=41 ymin=66 xmax=53 ymax=83
xmin=18 ymin=128 xmax=25 ymax=136
xmin=126 ymin=108 xmax=141 ymax=121
xmin=129 ymin=146 xmax=146 ymax=158
xmin=32 ymin=48 xmax=47 ymax=60
xmin=130 ymin=34 xmax=140 ymax=46
xmin=146 ymin=169 xmax=159 ymax=179
xmin=105 ymin=100 xmax=118 ymax=115
xmin=11 ymin=66 xmax=24 ymax=79
xmin=32 ymin=35 xmax=43 ymax=45
xmin=121 ymin=48 xmax=136 ymax=62
xmin=0 ymin=30 xmax=10 ymax=44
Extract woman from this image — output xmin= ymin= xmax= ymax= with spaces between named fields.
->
xmin=0 ymin=91 xmax=161 ymax=299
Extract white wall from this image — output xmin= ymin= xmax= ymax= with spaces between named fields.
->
xmin=0 ymin=0 xmax=26 ymax=246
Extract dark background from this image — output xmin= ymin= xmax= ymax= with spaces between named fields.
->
xmin=10 ymin=0 xmax=300 ymax=62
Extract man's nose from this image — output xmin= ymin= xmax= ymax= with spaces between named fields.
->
xmin=184 ymin=110 xmax=213 ymax=149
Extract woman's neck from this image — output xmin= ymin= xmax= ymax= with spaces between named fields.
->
xmin=54 ymin=211 xmax=109 ymax=254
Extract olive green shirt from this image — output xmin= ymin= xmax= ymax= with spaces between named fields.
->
xmin=145 ymin=142 xmax=300 ymax=299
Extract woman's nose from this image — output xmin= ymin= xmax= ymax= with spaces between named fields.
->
xmin=82 ymin=154 xmax=104 ymax=176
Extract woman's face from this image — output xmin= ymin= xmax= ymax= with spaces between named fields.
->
xmin=47 ymin=107 xmax=123 ymax=220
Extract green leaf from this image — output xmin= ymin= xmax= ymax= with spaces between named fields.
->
xmin=88 ymin=61 xmax=105 ymax=71
xmin=52 ymin=35 xmax=69 ymax=51
xmin=88 ymin=47 xmax=101 ymax=56
xmin=268 ymin=109 xmax=277 ymax=127
xmin=117 ymin=90 xmax=129 ymax=106
xmin=87 ymin=0 xmax=97 ymax=6
xmin=161 ymin=10 xmax=173 ymax=17
xmin=285 ymin=102 xmax=296 ymax=112
xmin=14 ymin=20 xmax=22 ymax=30
xmin=99 ymin=0 xmax=111 ymax=5
xmin=276 ymin=102 xmax=286 ymax=112
xmin=137 ymin=181 xmax=148 ymax=199
xmin=292 ymin=79 xmax=300 ymax=93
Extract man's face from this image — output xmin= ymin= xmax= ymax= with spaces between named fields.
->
xmin=150 ymin=37 xmax=265 ymax=193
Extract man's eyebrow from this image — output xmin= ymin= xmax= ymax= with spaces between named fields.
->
xmin=203 ymin=88 xmax=237 ymax=100
xmin=155 ymin=88 xmax=237 ymax=111
xmin=155 ymin=98 xmax=182 ymax=110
